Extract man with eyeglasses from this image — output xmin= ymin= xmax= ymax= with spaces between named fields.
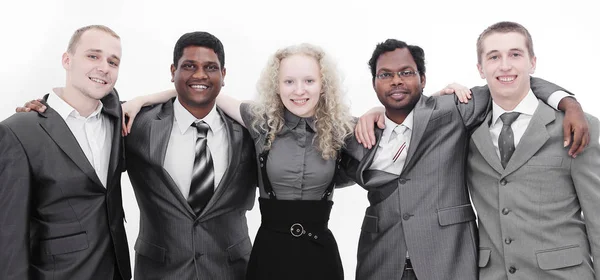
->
xmin=339 ymin=39 xmax=587 ymax=280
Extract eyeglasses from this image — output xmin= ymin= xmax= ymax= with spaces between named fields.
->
xmin=376 ymin=70 xmax=419 ymax=80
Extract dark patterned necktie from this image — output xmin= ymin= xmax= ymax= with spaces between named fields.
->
xmin=499 ymin=112 xmax=521 ymax=168
xmin=188 ymin=121 xmax=214 ymax=215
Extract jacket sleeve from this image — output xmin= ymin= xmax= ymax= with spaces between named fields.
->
xmin=570 ymin=116 xmax=600 ymax=279
xmin=0 ymin=123 xmax=31 ymax=279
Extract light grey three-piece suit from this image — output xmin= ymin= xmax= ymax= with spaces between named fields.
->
xmin=125 ymin=98 xmax=257 ymax=280
xmin=468 ymin=100 xmax=600 ymax=279
xmin=341 ymin=78 xmax=563 ymax=280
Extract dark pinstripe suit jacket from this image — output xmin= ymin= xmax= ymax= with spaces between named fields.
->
xmin=125 ymin=98 xmax=257 ymax=280
xmin=0 ymin=90 xmax=131 ymax=280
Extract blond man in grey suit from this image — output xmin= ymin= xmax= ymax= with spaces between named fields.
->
xmin=467 ymin=21 xmax=600 ymax=279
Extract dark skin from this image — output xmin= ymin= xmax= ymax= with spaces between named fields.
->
xmin=171 ymin=46 xmax=226 ymax=119
xmin=373 ymin=48 xmax=425 ymax=126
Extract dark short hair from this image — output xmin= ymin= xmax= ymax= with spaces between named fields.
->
xmin=173 ymin=31 xmax=225 ymax=68
xmin=477 ymin=21 xmax=534 ymax=64
xmin=368 ymin=39 xmax=426 ymax=83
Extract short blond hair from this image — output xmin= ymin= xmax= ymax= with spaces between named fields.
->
xmin=477 ymin=21 xmax=534 ymax=64
xmin=67 ymin=25 xmax=120 ymax=54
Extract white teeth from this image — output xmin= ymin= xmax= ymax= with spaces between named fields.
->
xmin=499 ymin=76 xmax=515 ymax=82
xmin=291 ymin=99 xmax=308 ymax=104
xmin=190 ymin=85 xmax=208 ymax=89
xmin=90 ymin=78 xmax=107 ymax=84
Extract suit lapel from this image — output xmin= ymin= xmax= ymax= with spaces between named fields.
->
xmin=38 ymin=105 xmax=104 ymax=190
xmin=402 ymin=96 xmax=434 ymax=173
xmin=356 ymin=129 xmax=383 ymax=185
xmin=471 ymin=113 xmax=504 ymax=174
xmin=149 ymin=100 xmax=196 ymax=217
xmin=503 ymin=101 xmax=553 ymax=176
xmin=102 ymin=92 xmax=122 ymax=191
xmin=198 ymin=108 xmax=242 ymax=218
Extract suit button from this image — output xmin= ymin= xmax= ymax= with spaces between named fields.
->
xmin=398 ymin=179 xmax=407 ymax=184
xmin=501 ymin=208 xmax=510 ymax=215
xmin=509 ymin=266 xmax=517 ymax=274
xmin=500 ymin=179 xmax=507 ymax=186
xmin=403 ymin=213 xmax=411 ymax=221
xmin=504 ymin=237 xmax=512 ymax=244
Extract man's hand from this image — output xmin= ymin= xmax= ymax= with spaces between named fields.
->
xmin=432 ymin=83 xmax=472 ymax=103
xmin=16 ymin=99 xmax=46 ymax=113
xmin=559 ymin=97 xmax=590 ymax=157
xmin=355 ymin=107 xmax=386 ymax=149
xmin=121 ymin=97 xmax=144 ymax=136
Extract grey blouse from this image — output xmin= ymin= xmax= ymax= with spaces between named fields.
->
xmin=240 ymin=103 xmax=338 ymax=200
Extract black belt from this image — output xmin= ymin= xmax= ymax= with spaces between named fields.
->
xmin=261 ymin=221 xmax=327 ymax=245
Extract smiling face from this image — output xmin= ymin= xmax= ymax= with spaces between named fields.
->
xmin=373 ymin=48 xmax=425 ymax=119
xmin=171 ymin=46 xmax=226 ymax=118
xmin=277 ymin=54 xmax=322 ymax=118
xmin=63 ymin=28 xmax=121 ymax=100
xmin=477 ymin=31 xmax=536 ymax=104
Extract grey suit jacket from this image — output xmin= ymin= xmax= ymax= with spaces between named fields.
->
xmin=0 ymin=91 xmax=131 ymax=279
xmin=125 ymin=98 xmax=257 ymax=280
xmin=340 ymin=78 xmax=564 ymax=280
xmin=468 ymin=100 xmax=600 ymax=279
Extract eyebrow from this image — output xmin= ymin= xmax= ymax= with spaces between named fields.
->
xmin=485 ymin=48 xmax=525 ymax=57
xmin=377 ymin=66 xmax=413 ymax=72
xmin=86 ymin=49 xmax=121 ymax=62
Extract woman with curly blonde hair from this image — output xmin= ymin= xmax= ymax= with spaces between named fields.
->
xmin=229 ymin=43 xmax=355 ymax=280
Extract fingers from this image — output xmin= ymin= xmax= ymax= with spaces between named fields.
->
xmin=568 ymin=125 xmax=590 ymax=158
xmin=127 ymin=115 xmax=135 ymax=135
xmin=121 ymin=112 xmax=128 ymax=137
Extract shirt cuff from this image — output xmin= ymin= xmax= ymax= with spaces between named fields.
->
xmin=547 ymin=91 xmax=575 ymax=110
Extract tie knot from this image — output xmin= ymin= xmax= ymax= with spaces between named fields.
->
xmin=500 ymin=112 xmax=520 ymax=126
xmin=192 ymin=121 xmax=210 ymax=138
xmin=394 ymin=124 xmax=408 ymax=136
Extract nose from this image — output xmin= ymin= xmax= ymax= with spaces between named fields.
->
xmin=192 ymin=68 xmax=208 ymax=79
xmin=96 ymin=60 xmax=110 ymax=74
xmin=500 ymin=57 xmax=512 ymax=71
xmin=293 ymin=83 xmax=307 ymax=95
xmin=391 ymin=73 xmax=404 ymax=87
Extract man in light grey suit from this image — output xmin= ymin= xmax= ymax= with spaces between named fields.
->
xmin=341 ymin=39 xmax=587 ymax=280
xmin=468 ymin=21 xmax=600 ymax=279
xmin=124 ymin=32 xmax=257 ymax=279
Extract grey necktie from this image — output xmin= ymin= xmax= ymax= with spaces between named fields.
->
xmin=499 ymin=112 xmax=521 ymax=168
xmin=188 ymin=121 xmax=214 ymax=215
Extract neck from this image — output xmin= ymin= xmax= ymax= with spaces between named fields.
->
xmin=56 ymin=86 xmax=101 ymax=117
xmin=385 ymin=108 xmax=410 ymax=125
xmin=491 ymin=89 xmax=528 ymax=111
xmin=180 ymin=100 xmax=216 ymax=120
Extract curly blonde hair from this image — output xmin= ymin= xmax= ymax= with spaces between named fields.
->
xmin=250 ymin=43 xmax=354 ymax=160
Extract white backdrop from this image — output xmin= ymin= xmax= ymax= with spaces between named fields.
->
xmin=2 ymin=1 xmax=598 ymax=279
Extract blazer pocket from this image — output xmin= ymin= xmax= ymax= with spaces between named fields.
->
xmin=227 ymin=237 xmax=252 ymax=261
xmin=526 ymin=156 xmax=563 ymax=167
xmin=478 ymin=248 xmax=491 ymax=267
xmin=361 ymin=214 xmax=378 ymax=233
xmin=41 ymin=231 xmax=89 ymax=255
xmin=135 ymin=238 xmax=166 ymax=263
xmin=437 ymin=204 xmax=476 ymax=226
xmin=536 ymin=244 xmax=583 ymax=270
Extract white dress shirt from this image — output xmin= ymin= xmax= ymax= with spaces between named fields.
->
xmin=164 ymin=98 xmax=229 ymax=199
xmin=489 ymin=89 xmax=564 ymax=159
xmin=50 ymin=88 xmax=113 ymax=187
xmin=368 ymin=110 xmax=414 ymax=175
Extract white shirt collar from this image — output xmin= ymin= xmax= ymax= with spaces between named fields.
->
xmin=173 ymin=97 xmax=222 ymax=134
xmin=492 ymin=88 xmax=538 ymax=126
xmin=50 ymin=88 xmax=103 ymax=120
xmin=382 ymin=110 xmax=414 ymax=143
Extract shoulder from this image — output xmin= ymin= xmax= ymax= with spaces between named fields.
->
xmin=1 ymin=112 xmax=40 ymax=130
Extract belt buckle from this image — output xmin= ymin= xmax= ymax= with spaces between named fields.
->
xmin=290 ymin=223 xmax=305 ymax=237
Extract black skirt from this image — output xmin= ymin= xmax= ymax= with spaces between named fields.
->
xmin=246 ymin=198 xmax=344 ymax=280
